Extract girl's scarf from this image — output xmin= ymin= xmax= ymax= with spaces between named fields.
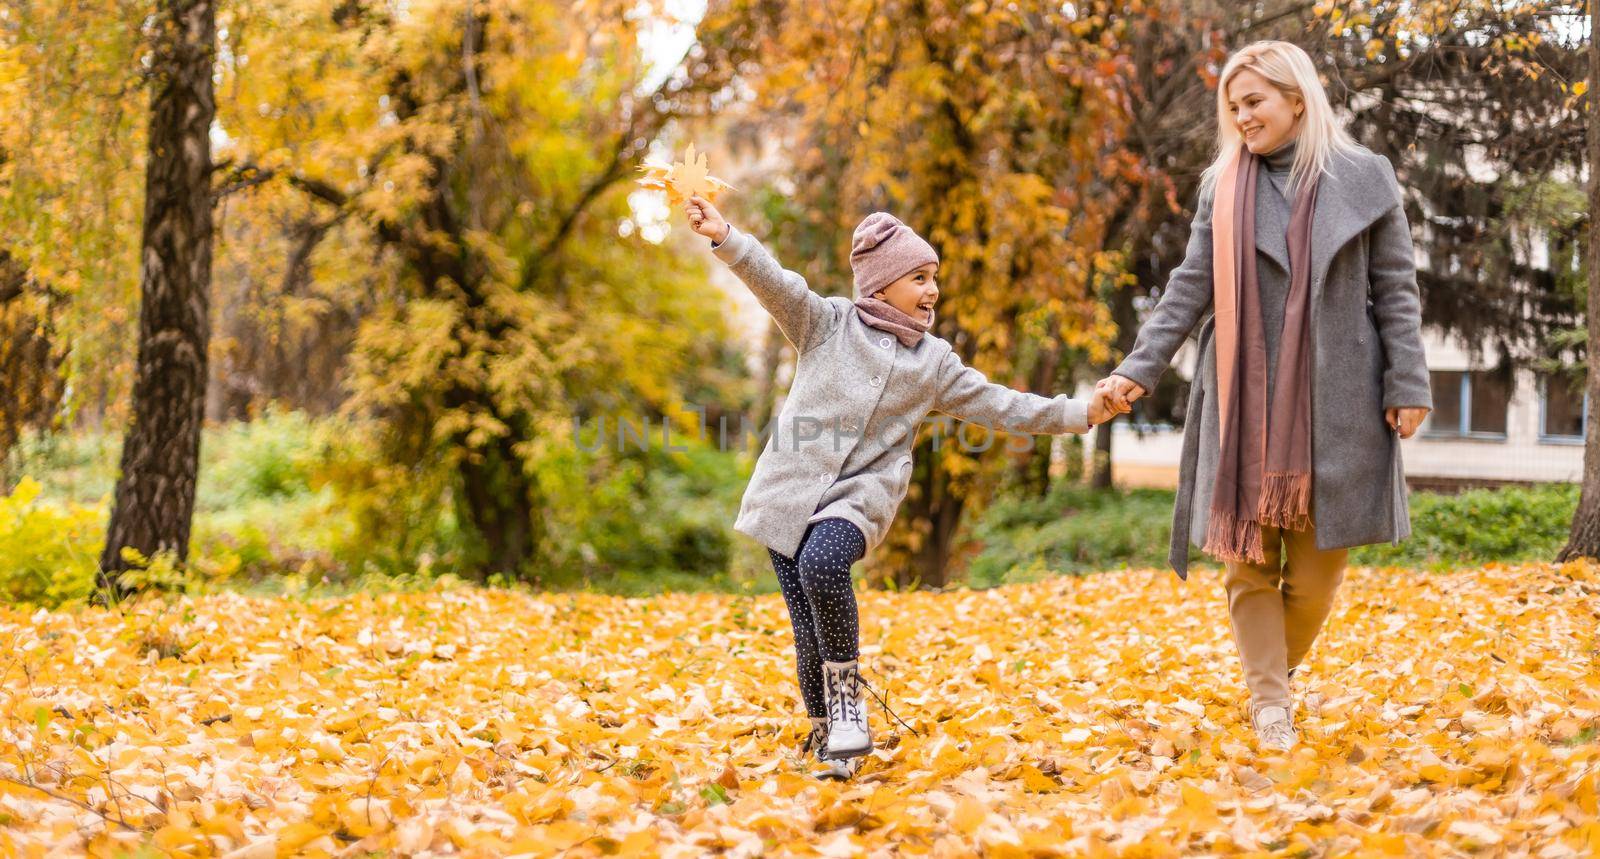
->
xmin=853 ymin=295 xmax=933 ymax=347
xmin=1205 ymin=146 xmax=1321 ymax=563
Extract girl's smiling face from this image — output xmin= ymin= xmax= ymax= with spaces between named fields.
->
xmin=1227 ymin=68 xmax=1303 ymax=155
xmin=873 ymin=263 xmax=939 ymax=323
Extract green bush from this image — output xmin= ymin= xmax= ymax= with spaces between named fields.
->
xmin=295 ymin=420 xmax=465 ymax=580
xmin=965 ymin=482 xmax=1580 ymax=586
xmin=198 ymin=409 xmax=327 ymax=509
xmin=0 ymin=475 xmax=335 ymax=608
xmin=318 ymin=416 xmax=761 ymax=594
xmin=1350 ymin=483 xmax=1579 ymax=569
xmin=0 ymin=477 xmax=101 ymax=607
xmin=528 ymin=438 xmax=749 ymax=593
xmin=5 ymin=430 xmax=119 ymax=503
xmin=965 ymin=484 xmax=1202 ymax=587
xmin=2 ymin=412 xmax=359 ymax=603
xmin=10 ymin=408 xmax=331 ymax=511
xmin=10 ymin=411 xmax=764 ymax=598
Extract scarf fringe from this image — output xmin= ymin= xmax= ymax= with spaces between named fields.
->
xmin=1202 ymin=509 xmax=1265 ymax=565
xmin=1255 ymin=471 xmax=1312 ymax=531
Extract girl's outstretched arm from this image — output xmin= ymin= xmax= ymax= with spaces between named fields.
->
xmin=934 ymin=350 xmax=1091 ymax=435
xmin=686 ymin=196 xmax=841 ymax=354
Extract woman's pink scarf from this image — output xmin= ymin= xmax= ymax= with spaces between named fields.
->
xmin=1205 ymin=146 xmax=1321 ymax=563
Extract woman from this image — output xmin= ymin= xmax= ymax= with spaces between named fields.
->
xmin=1097 ymin=41 xmax=1432 ymax=751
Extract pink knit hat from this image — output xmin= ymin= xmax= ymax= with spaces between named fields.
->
xmin=849 ymin=213 xmax=939 ymax=301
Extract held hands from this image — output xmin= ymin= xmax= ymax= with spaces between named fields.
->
xmin=1093 ymin=375 xmax=1146 ymax=421
xmin=1387 ymin=407 xmax=1429 ymax=439
xmin=1085 ymin=375 xmax=1144 ymax=426
xmin=684 ymin=195 xmax=730 ymax=245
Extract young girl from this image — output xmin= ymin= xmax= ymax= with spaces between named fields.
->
xmin=684 ymin=195 xmax=1112 ymax=778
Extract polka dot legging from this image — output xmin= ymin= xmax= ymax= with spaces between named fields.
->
xmin=768 ymin=518 xmax=867 ymax=719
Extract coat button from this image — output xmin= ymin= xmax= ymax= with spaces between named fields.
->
xmin=819 ymin=474 xmax=831 ymax=485
xmin=870 ymin=375 xmax=882 ymax=386
xmin=880 ymin=337 xmax=892 ymax=349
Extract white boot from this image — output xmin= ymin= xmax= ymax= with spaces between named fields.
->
xmin=822 ymin=660 xmax=872 ymax=760
xmin=1253 ymin=705 xmax=1297 ymax=752
xmin=800 ymin=715 xmax=861 ymax=779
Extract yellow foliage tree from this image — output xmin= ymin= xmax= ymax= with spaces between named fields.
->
xmin=209 ymin=0 xmax=759 ymax=579
xmin=0 ymin=0 xmax=148 ymax=425
xmin=711 ymin=0 xmax=1124 ymax=585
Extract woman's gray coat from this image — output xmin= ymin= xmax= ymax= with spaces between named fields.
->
xmin=1113 ymin=146 xmax=1433 ymax=579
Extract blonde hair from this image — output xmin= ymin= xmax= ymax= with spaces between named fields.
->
xmin=1199 ymin=41 xmax=1359 ymax=198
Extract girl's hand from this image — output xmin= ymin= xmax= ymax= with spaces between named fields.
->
xmin=1088 ymin=389 xmax=1117 ymax=426
xmin=685 ymin=195 xmax=730 ymax=244
xmin=1387 ymin=406 xmax=1429 ymax=439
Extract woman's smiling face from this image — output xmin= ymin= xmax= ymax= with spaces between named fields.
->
xmin=1227 ymin=68 xmax=1302 ymax=155
xmin=873 ymin=263 xmax=939 ymax=323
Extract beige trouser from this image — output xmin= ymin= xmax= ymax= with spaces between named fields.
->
xmin=1223 ymin=521 xmax=1348 ymax=718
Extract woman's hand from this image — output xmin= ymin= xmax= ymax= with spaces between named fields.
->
xmin=684 ymin=195 xmax=730 ymax=244
xmin=1095 ymin=375 xmax=1146 ymax=415
xmin=1386 ymin=407 xmax=1429 ymax=439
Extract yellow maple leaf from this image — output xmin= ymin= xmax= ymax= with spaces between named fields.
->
xmin=636 ymin=143 xmax=733 ymax=207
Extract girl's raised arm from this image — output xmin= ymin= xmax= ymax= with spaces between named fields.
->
xmin=686 ymin=196 xmax=840 ymax=354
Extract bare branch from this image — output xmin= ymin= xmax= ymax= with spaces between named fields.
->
xmin=0 ymin=774 xmax=137 ymax=832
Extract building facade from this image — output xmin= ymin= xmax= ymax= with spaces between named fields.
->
xmin=1096 ymin=330 xmax=1586 ymax=490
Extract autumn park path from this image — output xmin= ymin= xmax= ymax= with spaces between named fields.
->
xmin=2 ymin=563 xmax=1598 ymax=856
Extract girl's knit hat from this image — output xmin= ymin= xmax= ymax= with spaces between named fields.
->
xmin=849 ymin=213 xmax=939 ymax=300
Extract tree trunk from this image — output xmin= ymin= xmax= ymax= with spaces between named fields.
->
xmin=1093 ymin=281 xmax=1141 ymax=490
xmin=99 ymin=0 xmax=216 ymax=594
xmin=1090 ymin=421 xmax=1115 ymax=489
xmin=1559 ymin=0 xmax=1600 ymax=561
xmin=902 ymin=458 xmax=964 ymax=589
xmin=0 ymin=251 xmax=64 ymax=480
xmin=1010 ymin=339 xmax=1062 ymax=498
xmin=458 ymin=430 xmax=540 ymax=581
xmin=420 ymin=190 xmax=544 ymax=581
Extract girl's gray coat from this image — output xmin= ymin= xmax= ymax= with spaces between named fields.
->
xmin=1113 ymin=146 xmax=1433 ymax=579
xmin=714 ymin=226 xmax=1090 ymax=559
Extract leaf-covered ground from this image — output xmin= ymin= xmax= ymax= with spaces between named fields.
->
xmin=2 ymin=562 xmax=1598 ymax=856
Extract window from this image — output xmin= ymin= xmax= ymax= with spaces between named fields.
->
xmin=1428 ymin=371 xmax=1463 ymax=433
xmin=1424 ymin=367 xmax=1511 ymax=438
xmin=1541 ymin=373 xmax=1586 ymax=442
xmin=1469 ymin=367 xmax=1511 ymax=435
